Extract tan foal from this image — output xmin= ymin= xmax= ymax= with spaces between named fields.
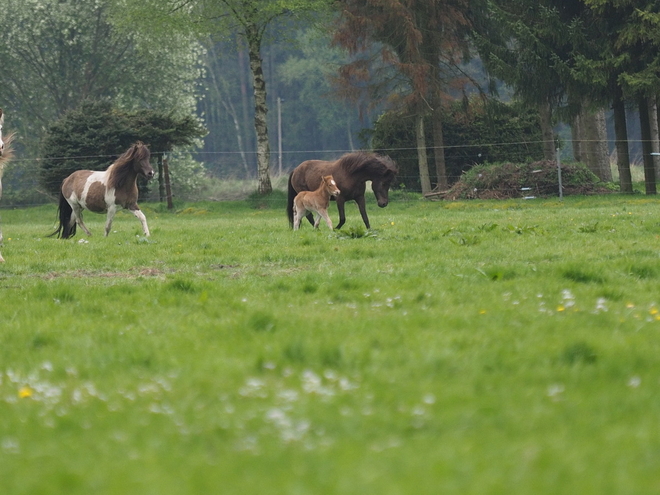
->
xmin=293 ymin=175 xmax=341 ymax=230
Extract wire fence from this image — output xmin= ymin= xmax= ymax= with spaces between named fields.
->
xmin=0 ymin=139 xmax=654 ymax=209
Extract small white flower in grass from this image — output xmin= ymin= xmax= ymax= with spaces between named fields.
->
xmin=628 ymin=376 xmax=641 ymax=388
xmin=562 ymin=289 xmax=576 ymax=308
xmin=41 ymin=361 xmax=53 ymax=372
xmin=1 ymin=438 xmax=19 ymax=454
xmin=547 ymin=384 xmax=564 ymax=401
xmin=423 ymin=393 xmax=436 ymax=405
xmin=594 ymin=298 xmax=608 ymax=313
xmin=412 ymin=406 xmax=425 ymax=416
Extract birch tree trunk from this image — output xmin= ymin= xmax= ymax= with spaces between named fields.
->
xmin=246 ymin=24 xmax=272 ymax=195
xmin=416 ymin=113 xmax=431 ymax=194
xmin=613 ymin=89 xmax=633 ymax=193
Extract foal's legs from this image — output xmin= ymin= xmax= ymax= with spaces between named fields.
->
xmin=317 ymin=209 xmax=334 ymax=230
xmin=130 ymin=208 xmax=150 ymax=236
xmin=293 ymin=204 xmax=307 ymax=231
xmin=0 ymin=224 xmax=4 ymax=262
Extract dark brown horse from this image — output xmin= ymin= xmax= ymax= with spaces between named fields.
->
xmin=287 ymin=152 xmax=397 ymax=229
xmin=51 ymin=142 xmax=154 ymax=239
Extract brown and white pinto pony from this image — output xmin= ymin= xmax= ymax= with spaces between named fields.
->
xmin=51 ymin=141 xmax=154 ymax=239
xmin=0 ymin=108 xmax=16 ymax=262
xmin=287 ymin=152 xmax=397 ymax=230
xmin=293 ymin=175 xmax=341 ymax=231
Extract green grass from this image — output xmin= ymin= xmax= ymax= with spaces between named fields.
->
xmin=2 ymin=194 xmax=660 ymax=494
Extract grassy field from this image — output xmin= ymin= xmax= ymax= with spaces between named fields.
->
xmin=1 ymin=193 xmax=660 ymax=494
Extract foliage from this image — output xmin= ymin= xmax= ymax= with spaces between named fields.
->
xmin=372 ymin=98 xmax=545 ymax=190
xmin=3 ymin=196 xmax=660 ymax=492
xmin=0 ymin=0 xmax=203 ymax=154
xmin=40 ymin=101 xmax=206 ymax=196
xmin=441 ymin=160 xmax=615 ymax=200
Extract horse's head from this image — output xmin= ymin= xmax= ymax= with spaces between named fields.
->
xmin=371 ymin=157 xmax=398 ymax=208
xmin=130 ymin=141 xmax=155 ymax=180
xmin=323 ymin=175 xmax=341 ymax=197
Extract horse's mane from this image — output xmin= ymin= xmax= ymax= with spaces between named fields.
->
xmin=0 ymin=133 xmax=15 ymax=179
xmin=336 ymin=151 xmax=398 ymax=176
xmin=108 ymin=142 xmax=150 ymax=190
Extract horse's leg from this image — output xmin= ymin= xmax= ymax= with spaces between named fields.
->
xmin=313 ymin=213 xmax=321 ymax=229
xmin=355 ymin=195 xmax=371 ymax=229
xmin=104 ymin=205 xmax=117 ymax=236
xmin=129 ymin=208 xmax=150 ymax=237
xmin=293 ymin=206 xmax=306 ymax=231
xmin=335 ymin=197 xmax=347 ymax=230
xmin=0 ymin=224 xmax=4 ymax=262
xmin=305 ymin=212 xmax=315 ymax=226
xmin=73 ymin=205 xmax=92 ymax=236
xmin=319 ymin=209 xmax=334 ymax=230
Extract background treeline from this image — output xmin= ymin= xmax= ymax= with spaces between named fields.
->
xmin=1 ymin=0 xmax=658 ymax=205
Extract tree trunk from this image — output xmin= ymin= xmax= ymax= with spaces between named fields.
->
xmin=538 ymin=102 xmax=556 ymax=161
xmin=639 ymin=97 xmax=656 ymax=195
xmin=246 ymin=25 xmax=272 ymax=195
xmin=431 ymin=104 xmax=448 ymax=190
xmin=612 ymin=89 xmax=633 ymax=193
xmin=648 ymin=97 xmax=660 ymax=179
xmin=237 ymin=44 xmax=254 ymax=173
xmin=157 ymin=153 xmax=165 ymax=203
xmin=581 ymin=107 xmax=612 ymax=181
xmin=416 ymin=113 xmax=431 ymax=194
xmin=571 ymin=113 xmax=583 ymax=162
xmin=163 ymin=154 xmax=174 ymax=210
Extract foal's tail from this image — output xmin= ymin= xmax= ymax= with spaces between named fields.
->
xmin=49 ymin=192 xmax=76 ymax=239
xmin=286 ymin=172 xmax=296 ymax=228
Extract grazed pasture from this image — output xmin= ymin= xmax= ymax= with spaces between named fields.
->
xmin=1 ymin=195 xmax=660 ymax=494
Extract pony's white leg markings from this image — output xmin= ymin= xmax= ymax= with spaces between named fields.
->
xmin=131 ymin=209 xmax=150 ymax=236
xmin=293 ymin=205 xmax=305 ymax=230
xmin=74 ymin=206 xmax=92 ymax=236
xmin=104 ymin=205 xmax=118 ymax=236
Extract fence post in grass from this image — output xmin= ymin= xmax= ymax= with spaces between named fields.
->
xmin=557 ymin=148 xmax=563 ymax=201
xmin=163 ymin=153 xmax=174 ymax=210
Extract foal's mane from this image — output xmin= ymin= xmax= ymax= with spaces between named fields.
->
xmin=108 ymin=142 xmax=150 ymax=190
xmin=336 ymin=152 xmax=397 ymax=177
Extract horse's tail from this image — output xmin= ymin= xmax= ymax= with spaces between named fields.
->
xmin=49 ymin=192 xmax=76 ymax=239
xmin=286 ymin=172 xmax=296 ymax=228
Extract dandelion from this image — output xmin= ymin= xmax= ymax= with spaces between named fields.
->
xmin=479 ymin=309 xmax=487 ymax=315
xmin=18 ymin=387 xmax=33 ymax=399
xmin=626 ymin=303 xmax=635 ymax=309
xmin=557 ymin=305 xmax=565 ymax=312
